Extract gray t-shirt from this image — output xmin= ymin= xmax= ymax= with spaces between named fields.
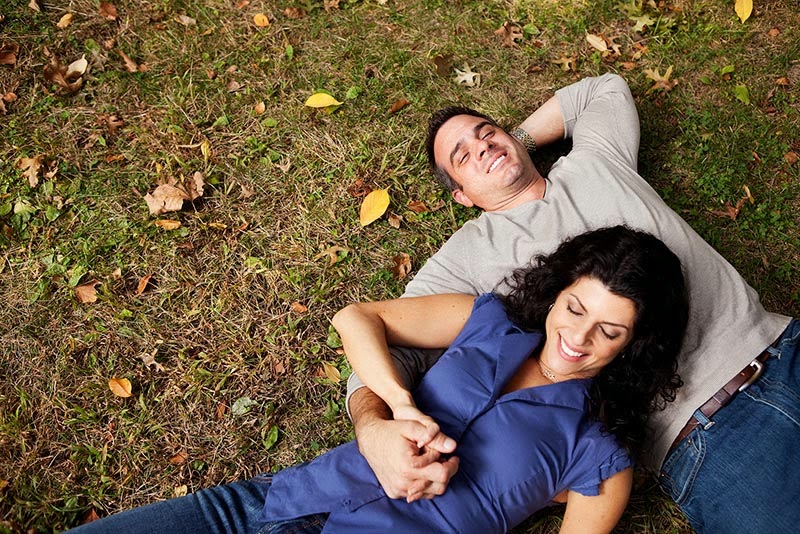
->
xmin=348 ymin=73 xmax=790 ymax=469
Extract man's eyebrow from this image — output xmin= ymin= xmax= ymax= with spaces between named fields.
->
xmin=448 ymin=120 xmax=494 ymax=167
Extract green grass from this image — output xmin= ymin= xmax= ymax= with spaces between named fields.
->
xmin=1 ymin=0 xmax=799 ymax=532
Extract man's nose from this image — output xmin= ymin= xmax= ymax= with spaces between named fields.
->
xmin=476 ymin=138 xmax=493 ymax=159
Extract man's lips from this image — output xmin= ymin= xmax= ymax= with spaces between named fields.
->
xmin=487 ymin=153 xmax=506 ymax=173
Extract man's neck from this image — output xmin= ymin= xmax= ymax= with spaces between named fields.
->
xmin=485 ymin=169 xmax=546 ymax=212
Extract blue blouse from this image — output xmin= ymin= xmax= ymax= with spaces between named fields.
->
xmin=262 ymin=294 xmax=631 ymax=533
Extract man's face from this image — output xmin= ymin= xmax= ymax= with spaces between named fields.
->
xmin=433 ymin=114 xmax=535 ymax=211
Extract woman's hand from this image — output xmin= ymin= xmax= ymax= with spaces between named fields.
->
xmin=391 ymin=402 xmax=441 ymax=447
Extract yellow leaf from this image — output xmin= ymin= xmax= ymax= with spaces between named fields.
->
xmin=108 ymin=377 xmax=133 ymax=398
xmin=253 ymin=13 xmax=270 ymax=27
xmin=154 ymin=219 xmax=181 ymax=230
xmin=585 ymin=33 xmax=607 ymax=52
xmin=254 ymin=101 xmax=266 ymax=115
xmin=304 ymin=92 xmax=342 ymax=108
xmin=200 ymin=139 xmax=210 ymax=161
xmin=359 ymin=189 xmax=390 ymax=226
xmin=735 ymin=0 xmax=752 ymax=23
xmin=321 ymin=362 xmax=341 ymax=383
xmin=56 ymin=13 xmax=74 ymax=29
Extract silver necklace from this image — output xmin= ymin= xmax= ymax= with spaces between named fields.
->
xmin=538 ymin=361 xmax=559 ymax=383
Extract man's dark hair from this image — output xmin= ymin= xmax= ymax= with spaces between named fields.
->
xmin=502 ymin=225 xmax=688 ymax=459
xmin=425 ymin=106 xmax=498 ymax=191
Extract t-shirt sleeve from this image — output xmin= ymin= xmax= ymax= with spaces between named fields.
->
xmin=569 ymin=448 xmax=633 ymax=497
xmin=402 ymin=224 xmax=482 ymax=297
xmin=556 ymin=73 xmax=640 ymax=171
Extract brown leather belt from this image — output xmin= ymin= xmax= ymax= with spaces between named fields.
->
xmin=669 ymin=349 xmax=772 ymax=454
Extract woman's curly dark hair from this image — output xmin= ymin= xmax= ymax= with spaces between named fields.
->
xmin=502 ymin=226 xmax=688 ymax=459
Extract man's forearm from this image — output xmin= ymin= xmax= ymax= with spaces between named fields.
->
xmin=349 ymin=386 xmax=392 ymax=439
xmin=516 ymin=95 xmax=565 ymax=149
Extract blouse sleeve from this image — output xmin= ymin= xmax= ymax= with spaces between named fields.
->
xmin=569 ymin=448 xmax=633 ymax=497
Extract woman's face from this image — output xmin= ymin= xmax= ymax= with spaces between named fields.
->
xmin=540 ymin=276 xmax=637 ymax=381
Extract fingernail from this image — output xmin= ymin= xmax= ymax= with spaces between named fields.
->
xmin=444 ymin=438 xmax=456 ymax=449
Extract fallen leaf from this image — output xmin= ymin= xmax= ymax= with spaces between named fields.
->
xmin=145 ymin=184 xmax=188 ymax=215
xmin=81 ymin=508 xmax=100 ymax=524
xmin=169 ymin=451 xmax=188 ymax=465
xmin=15 ymin=155 xmax=43 ymax=188
xmin=734 ymin=84 xmax=750 ymax=104
xmin=432 ymin=54 xmax=453 ymax=77
xmin=176 ymin=14 xmax=196 ymax=26
xmin=200 ymin=140 xmax=211 ymax=161
xmin=174 ymin=485 xmax=188 ymax=497
xmin=186 ymin=171 xmax=205 ymax=200
xmin=215 ymin=403 xmax=227 ymax=420
xmin=0 ymin=43 xmax=18 ymax=66
xmin=227 ymin=80 xmax=244 ymax=92
xmin=313 ymin=245 xmax=349 ymax=265
xmin=644 ymin=65 xmax=678 ymax=94
xmin=407 ymin=200 xmax=428 ymax=213
xmin=321 ymin=362 xmax=341 ymax=383
xmin=232 ymin=396 xmax=257 ymax=416
xmin=388 ymin=212 xmax=402 ymax=228
xmin=709 ymin=196 xmax=748 ymax=220
xmin=284 ymin=7 xmax=307 ymax=19
xmin=276 ymin=159 xmax=291 ymax=173
xmin=254 ymin=101 xmax=266 ymax=114
xmin=552 ymin=55 xmax=577 ymax=72
xmin=56 ymin=13 xmax=74 ymax=29
xmin=108 ymin=377 xmax=133 ymax=398
xmin=118 ymin=50 xmax=138 ymax=72
xmin=99 ymin=2 xmax=117 ymax=20
xmin=775 ymin=77 xmax=790 ymax=87
xmin=454 ymin=63 xmax=480 ymax=87
xmin=631 ymin=14 xmax=656 ymax=33
xmin=153 ymin=219 xmax=181 ymax=230
xmin=767 ymin=27 xmax=781 ymax=37
xmin=253 ymin=13 xmax=270 ymax=27
xmin=735 ymin=0 xmax=752 ymax=23
xmin=428 ymin=199 xmax=445 ymax=211
xmin=360 ymin=189 xmax=390 ymax=226
xmin=585 ymin=33 xmax=608 ymax=52
xmin=391 ymin=253 xmax=412 ymax=280
xmin=742 ymin=185 xmax=754 ymax=204
xmin=101 ymin=113 xmax=124 ymax=135
xmin=785 ymin=151 xmax=799 ymax=165
xmin=495 ymin=21 xmax=523 ymax=48
xmin=75 ymin=280 xmax=101 ymax=303
xmin=138 ymin=349 xmax=165 ymax=372
xmin=323 ymin=0 xmax=340 ymax=11
xmin=111 ymin=268 xmax=122 ymax=280
xmin=347 ymin=178 xmax=371 ymax=197
xmin=43 ymin=54 xmax=88 ymax=94
xmin=135 ymin=273 xmax=152 ymax=295
xmin=274 ymin=360 xmax=286 ymax=375
xmin=28 ymin=0 xmax=40 ymax=12
xmin=619 ymin=61 xmax=637 ymax=71
xmin=236 ymin=0 xmax=250 ymax=8
xmin=305 ymin=92 xmax=342 ymax=108
xmin=388 ymin=98 xmax=410 ymax=114
xmin=290 ymin=301 xmax=308 ymax=313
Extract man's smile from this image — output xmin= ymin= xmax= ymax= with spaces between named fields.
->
xmin=488 ymin=154 xmax=506 ymax=173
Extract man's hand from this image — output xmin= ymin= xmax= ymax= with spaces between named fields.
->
xmin=350 ymin=388 xmax=459 ymax=502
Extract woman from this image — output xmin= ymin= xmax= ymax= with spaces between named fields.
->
xmin=71 ymin=226 xmax=687 ymax=534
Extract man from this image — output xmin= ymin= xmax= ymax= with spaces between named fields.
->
xmin=346 ymin=73 xmax=798 ymax=533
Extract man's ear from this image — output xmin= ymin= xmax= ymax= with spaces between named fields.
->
xmin=452 ymin=188 xmax=474 ymax=208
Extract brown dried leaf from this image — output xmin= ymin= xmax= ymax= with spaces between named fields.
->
xmin=236 ymin=0 xmax=250 ymax=8
xmin=174 ymin=485 xmax=188 ymax=497
xmin=391 ymin=253 xmax=412 ymax=281
xmin=145 ymin=184 xmax=187 ymax=215
xmin=56 ymin=13 xmax=74 ymax=29
xmin=102 ymin=113 xmax=124 ymax=135
xmin=99 ymin=2 xmax=118 ymax=20
xmin=785 ymin=151 xmax=799 ymax=165
xmin=585 ymin=33 xmax=608 ymax=52
xmin=314 ymin=245 xmax=349 ymax=265
xmin=432 ymin=54 xmax=452 ymax=77
xmin=552 ymin=55 xmax=577 ymax=72
xmin=153 ymin=219 xmax=181 ymax=230
xmin=494 ymin=21 xmax=523 ymax=48
xmin=388 ymin=212 xmax=402 ymax=228
xmin=290 ymin=301 xmax=308 ymax=313
xmin=186 ymin=171 xmax=205 ymax=200
xmin=321 ymin=362 xmax=341 ymax=383
xmin=81 ymin=508 xmax=100 ymax=524
xmin=428 ymin=199 xmax=445 ymax=212
xmin=323 ymin=0 xmax=341 ymax=12
xmin=389 ymin=98 xmax=410 ymax=114
xmin=169 ymin=451 xmax=188 ymax=465
xmin=254 ymin=101 xmax=266 ymax=114
xmin=135 ymin=273 xmax=153 ymax=295
xmin=619 ymin=61 xmax=637 ymax=71
xmin=15 ymin=155 xmax=43 ymax=188
xmin=407 ymin=200 xmax=428 ymax=213
xmin=118 ymin=50 xmax=138 ymax=72
xmin=138 ymin=349 xmax=165 ymax=372
xmin=274 ymin=360 xmax=286 ymax=375
xmin=775 ymin=77 xmax=790 ymax=86
xmin=347 ymin=179 xmax=371 ymax=198
xmin=644 ymin=65 xmax=678 ymax=94
xmin=709 ymin=197 xmax=747 ymax=221
xmin=108 ymin=377 xmax=133 ymax=398
xmin=75 ymin=280 xmax=101 ymax=303
xmin=0 ymin=43 xmax=19 ymax=66
xmin=226 ymin=80 xmax=242 ymax=92
xmin=284 ymin=7 xmax=307 ymax=19
xmin=215 ymin=403 xmax=227 ymax=420
xmin=43 ymin=54 xmax=87 ymax=94
xmin=28 ymin=0 xmax=40 ymax=12
xmin=768 ymin=27 xmax=781 ymax=37
xmin=176 ymin=15 xmax=197 ymax=26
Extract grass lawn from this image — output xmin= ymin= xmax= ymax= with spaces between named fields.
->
xmin=1 ymin=0 xmax=798 ymax=532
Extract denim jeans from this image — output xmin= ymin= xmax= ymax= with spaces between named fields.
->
xmin=659 ymin=319 xmax=800 ymax=534
xmin=67 ymin=474 xmax=328 ymax=534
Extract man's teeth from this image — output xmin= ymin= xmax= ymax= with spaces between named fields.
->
xmin=489 ymin=155 xmax=505 ymax=172
xmin=561 ymin=337 xmax=584 ymax=357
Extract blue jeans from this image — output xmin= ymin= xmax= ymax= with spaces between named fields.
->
xmin=67 ymin=474 xmax=328 ymax=534
xmin=659 ymin=319 xmax=800 ymax=533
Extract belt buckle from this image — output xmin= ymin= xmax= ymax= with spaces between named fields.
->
xmin=738 ymin=359 xmax=765 ymax=393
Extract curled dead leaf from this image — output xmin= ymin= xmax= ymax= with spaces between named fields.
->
xmin=768 ymin=27 xmax=781 ymax=37
xmin=313 ymin=245 xmax=349 ymax=265
xmin=118 ymin=50 xmax=138 ymax=72
xmin=0 ymin=43 xmax=19 ymax=66
xmin=359 ymin=189 xmax=390 ymax=226
xmin=43 ymin=54 xmax=88 ymax=94
xmin=324 ymin=0 xmax=341 ymax=11
xmin=254 ymin=101 xmax=266 ymax=114
xmin=495 ymin=21 xmax=523 ymax=48
xmin=284 ymin=7 xmax=307 ymax=19
xmin=15 ymin=155 xmax=43 ymax=188
xmin=775 ymin=77 xmax=790 ymax=86
xmin=785 ymin=151 xmax=799 ymax=165
xmin=174 ymin=485 xmax=188 ymax=497
xmin=215 ymin=403 xmax=227 ymax=421
xmin=585 ymin=33 xmax=608 ymax=52
xmin=321 ymin=362 xmax=341 ymax=383
xmin=176 ymin=15 xmax=196 ymax=26
xmin=108 ymin=377 xmax=133 ymax=398
xmin=389 ymin=98 xmax=410 ymax=114
xmin=145 ymin=184 xmax=188 ymax=215
xmin=56 ymin=13 xmax=74 ymax=29
xmin=644 ymin=65 xmax=678 ymax=94
xmin=29 ymin=0 xmax=40 ymax=12
xmin=290 ymin=301 xmax=308 ymax=313
xmin=138 ymin=349 xmax=165 ymax=372
xmin=153 ymin=219 xmax=181 ymax=230
xmin=392 ymin=253 xmax=412 ymax=281
xmin=169 ymin=451 xmax=188 ymax=465
xmin=388 ymin=212 xmax=402 ymax=228
xmin=253 ymin=13 xmax=270 ymax=27
xmin=454 ymin=63 xmax=480 ymax=87
xmin=135 ymin=273 xmax=152 ymax=296
xmin=226 ymin=80 xmax=243 ymax=92
xmin=407 ymin=200 xmax=428 ymax=213
xmin=99 ymin=2 xmax=118 ymax=20
xmin=432 ymin=54 xmax=453 ymax=77
xmin=75 ymin=280 xmax=101 ymax=303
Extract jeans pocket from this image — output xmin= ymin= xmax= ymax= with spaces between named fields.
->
xmin=659 ymin=429 xmax=705 ymax=505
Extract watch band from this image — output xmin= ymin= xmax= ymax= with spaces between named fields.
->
xmin=510 ymin=127 xmax=537 ymax=154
